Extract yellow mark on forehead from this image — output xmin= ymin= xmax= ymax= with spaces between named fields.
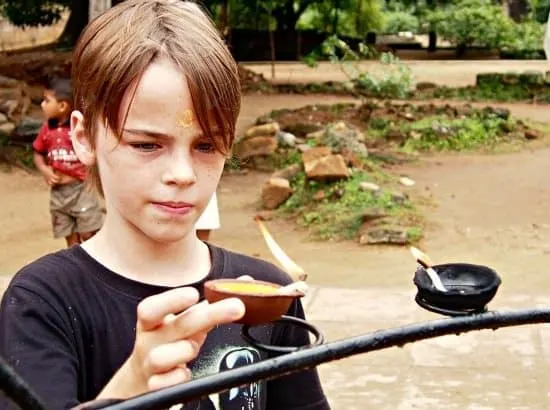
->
xmin=177 ymin=109 xmax=195 ymax=128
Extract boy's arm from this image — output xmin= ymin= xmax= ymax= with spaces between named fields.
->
xmin=0 ymin=284 xmax=80 ymax=410
xmin=32 ymin=124 xmax=60 ymax=185
xmin=266 ymin=299 xmax=331 ymax=410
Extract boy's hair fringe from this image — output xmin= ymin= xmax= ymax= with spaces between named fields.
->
xmin=72 ymin=0 xmax=241 ymax=195
xmin=46 ymin=77 xmax=73 ymax=107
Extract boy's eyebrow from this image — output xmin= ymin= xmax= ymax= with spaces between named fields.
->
xmin=123 ymin=128 xmax=206 ymax=139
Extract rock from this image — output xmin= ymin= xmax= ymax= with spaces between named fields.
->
xmin=306 ymin=129 xmax=325 ymax=141
xmin=410 ymin=131 xmax=422 ymax=140
xmin=233 ymin=136 xmax=278 ymax=159
xmin=255 ymin=116 xmax=275 ymax=125
xmin=359 ymin=181 xmax=380 ymax=192
xmin=301 ymin=146 xmax=332 ymax=164
xmin=0 ymin=100 xmax=20 ymax=119
xmin=391 ymin=191 xmax=408 ymax=205
xmin=305 ymin=154 xmax=350 ymax=181
xmin=276 ymin=130 xmax=296 ymax=147
xmin=323 ymin=122 xmax=368 ymax=156
xmin=360 ymin=208 xmax=388 ymax=223
xmin=12 ymin=116 xmax=44 ymax=143
xmin=0 ymin=113 xmax=7 ymax=124
xmin=0 ymin=121 xmax=15 ymax=136
xmin=399 ymin=177 xmax=415 ymax=187
xmin=272 ymin=163 xmax=302 ymax=180
xmin=524 ymin=129 xmax=542 ymax=140
xmin=386 ymin=129 xmax=406 ymax=143
xmin=261 ymin=177 xmax=293 ymax=209
xmin=297 ymin=144 xmax=311 ymax=153
xmin=245 ymin=122 xmax=280 ymax=138
xmin=359 ymin=227 xmax=409 ymax=245
xmin=313 ymin=191 xmax=325 ymax=201
xmin=0 ymin=86 xmax=24 ymax=102
xmin=416 ymin=82 xmax=438 ymax=91
xmin=283 ymin=122 xmax=324 ymax=138
xmin=0 ymin=75 xmax=19 ymax=88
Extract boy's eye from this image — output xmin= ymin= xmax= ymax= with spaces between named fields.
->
xmin=130 ymin=142 xmax=161 ymax=152
xmin=195 ymin=142 xmax=216 ymax=153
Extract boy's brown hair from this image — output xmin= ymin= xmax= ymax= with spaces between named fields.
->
xmin=72 ymin=0 xmax=241 ymax=195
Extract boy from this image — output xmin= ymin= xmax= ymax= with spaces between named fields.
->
xmin=0 ymin=1 xmax=330 ymax=410
xmin=33 ymin=76 xmax=104 ymax=247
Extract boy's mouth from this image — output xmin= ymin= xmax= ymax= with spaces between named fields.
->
xmin=152 ymin=201 xmax=194 ymax=215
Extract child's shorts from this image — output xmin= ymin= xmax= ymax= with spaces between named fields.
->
xmin=50 ymin=182 xmax=104 ymax=239
xmin=195 ymin=193 xmax=220 ymax=230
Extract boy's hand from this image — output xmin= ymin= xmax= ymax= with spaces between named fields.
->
xmin=40 ymin=166 xmax=60 ymax=186
xmin=98 ymin=287 xmax=245 ymax=399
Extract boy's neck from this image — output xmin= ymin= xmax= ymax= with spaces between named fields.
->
xmin=48 ymin=114 xmax=71 ymax=128
xmin=81 ymin=213 xmax=212 ymax=287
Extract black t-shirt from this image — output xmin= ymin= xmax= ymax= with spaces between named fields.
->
xmin=0 ymin=244 xmax=330 ymax=410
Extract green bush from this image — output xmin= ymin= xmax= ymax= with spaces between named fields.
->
xmin=382 ymin=11 xmax=420 ymax=34
xmin=501 ymin=21 xmax=545 ymax=59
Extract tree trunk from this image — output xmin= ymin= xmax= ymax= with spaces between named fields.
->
xmin=507 ymin=0 xmax=529 ymax=22
xmin=57 ymin=0 xmax=90 ymax=50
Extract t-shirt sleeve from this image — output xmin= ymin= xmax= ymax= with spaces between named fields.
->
xmin=266 ymin=299 xmax=331 ymax=410
xmin=32 ymin=123 xmax=49 ymax=154
xmin=0 ymin=283 xmax=80 ymax=410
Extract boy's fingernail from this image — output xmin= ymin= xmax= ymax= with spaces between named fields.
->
xmin=229 ymin=299 xmax=245 ymax=317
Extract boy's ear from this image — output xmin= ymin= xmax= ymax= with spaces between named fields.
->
xmin=71 ymin=110 xmax=95 ymax=166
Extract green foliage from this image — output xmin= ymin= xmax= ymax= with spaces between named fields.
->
xmin=500 ymin=20 xmax=545 ymax=58
xmin=400 ymin=114 xmax=514 ymax=152
xmin=381 ymin=11 xmax=420 ymax=34
xmin=427 ymin=0 xmax=511 ymax=50
xmin=304 ymin=35 xmax=413 ymax=99
xmin=280 ymin=170 xmax=417 ymax=241
xmin=0 ymin=0 xmax=68 ymax=27
xmin=531 ymin=0 xmax=550 ymax=24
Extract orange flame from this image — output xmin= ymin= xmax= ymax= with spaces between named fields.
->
xmin=254 ymin=216 xmax=307 ymax=282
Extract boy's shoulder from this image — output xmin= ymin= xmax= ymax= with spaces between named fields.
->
xmin=6 ymin=246 xmax=92 ymax=295
xmin=209 ymin=244 xmax=294 ymax=286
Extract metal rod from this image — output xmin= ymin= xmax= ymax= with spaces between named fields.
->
xmin=0 ymin=355 xmax=48 ymax=410
xmin=96 ymin=308 xmax=550 ymax=410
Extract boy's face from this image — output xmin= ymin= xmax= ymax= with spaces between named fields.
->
xmin=80 ymin=58 xmax=226 ymax=243
xmin=41 ymin=89 xmax=68 ymax=121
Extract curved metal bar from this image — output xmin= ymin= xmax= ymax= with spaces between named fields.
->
xmin=0 ymin=355 xmax=48 ymax=410
xmin=95 ymin=307 xmax=550 ymax=410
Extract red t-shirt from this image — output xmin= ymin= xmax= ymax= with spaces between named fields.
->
xmin=32 ymin=121 xmax=88 ymax=181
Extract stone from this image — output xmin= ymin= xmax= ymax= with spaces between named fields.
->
xmin=524 ymin=129 xmax=542 ymax=140
xmin=416 ymin=82 xmax=438 ymax=91
xmin=399 ymin=177 xmax=415 ymax=187
xmin=245 ymin=122 xmax=280 ymax=138
xmin=297 ymin=144 xmax=311 ymax=153
xmin=359 ymin=182 xmax=380 ymax=192
xmin=305 ymin=154 xmax=350 ymax=181
xmin=0 ymin=75 xmax=19 ymax=88
xmin=323 ymin=121 xmax=368 ymax=156
xmin=276 ymin=130 xmax=296 ymax=147
xmin=0 ymin=99 xmax=21 ymax=120
xmin=0 ymin=86 xmax=23 ymax=101
xmin=271 ymin=163 xmax=302 ymax=181
xmin=301 ymin=146 xmax=332 ymax=164
xmin=359 ymin=227 xmax=409 ymax=245
xmin=261 ymin=177 xmax=293 ymax=210
xmin=12 ymin=116 xmax=44 ymax=143
xmin=0 ymin=122 xmax=16 ymax=136
xmin=306 ymin=129 xmax=325 ymax=141
xmin=255 ymin=116 xmax=275 ymax=125
xmin=233 ymin=136 xmax=278 ymax=159
xmin=360 ymin=208 xmax=388 ymax=223
xmin=391 ymin=191 xmax=409 ymax=205
xmin=0 ymin=113 xmax=7 ymax=124
xmin=283 ymin=122 xmax=324 ymax=137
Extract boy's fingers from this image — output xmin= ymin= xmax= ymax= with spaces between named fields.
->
xmin=167 ymin=297 xmax=245 ymax=342
xmin=148 ymin=366 xmax=192 ymax=391
xmin=137 ymin=287 xmax=200 ymax=331
xmin=237 ymin=275 xmax=254 ymax=281
xmin=145 ymin=340 xmax=200 ymax=374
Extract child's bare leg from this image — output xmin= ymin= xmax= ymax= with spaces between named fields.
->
xmin=65 ymin=233 xmax=80 ymax=247
xmin=196 ymin=229 xmax=211 ymax=241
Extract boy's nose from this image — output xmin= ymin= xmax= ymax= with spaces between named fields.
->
xmin=161 ymin=153 xmax=197 ymax=186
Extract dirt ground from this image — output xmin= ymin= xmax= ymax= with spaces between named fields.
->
xmin=2 ymin=63 xmax=550 ymax=408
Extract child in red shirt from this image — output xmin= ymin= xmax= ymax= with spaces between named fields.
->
xmin=33 ymin=77 xmax=104 ymax=247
